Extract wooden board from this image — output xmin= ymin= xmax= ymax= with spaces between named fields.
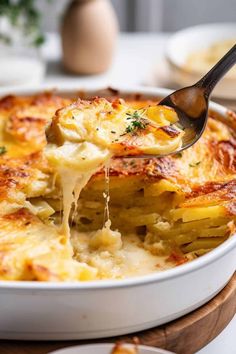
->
xmin=1 ymin=273 xmax=235 ymax=354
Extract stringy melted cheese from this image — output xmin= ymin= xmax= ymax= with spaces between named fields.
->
xmin=46 ymin=97 xmax=183 ymax=241
xmin=46 ymin=141 xmax=111 ymax=239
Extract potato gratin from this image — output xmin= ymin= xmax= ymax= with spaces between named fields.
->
xmin=0 ymin=91 xmax=235 ymax=281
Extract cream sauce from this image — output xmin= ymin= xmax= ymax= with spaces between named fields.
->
xmin=71 ymin=230 xmax=173 ymax=279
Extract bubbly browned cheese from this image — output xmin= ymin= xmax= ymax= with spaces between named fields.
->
xmin=0 ymin=93 xmax=72 ymax=206
xmin=0 ymin=91 xmax=235 ymax=281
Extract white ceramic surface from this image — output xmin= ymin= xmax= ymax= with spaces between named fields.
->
xmin=49 ymin=343 xmax=175 ymax=354
xmin=166 ymin=23 xmax=236 ymax=99
xmin=0 ymin=85 xmax=235 ymax=340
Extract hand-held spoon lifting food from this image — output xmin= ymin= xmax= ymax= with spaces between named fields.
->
xmin=158 ymin=43 xmax=236 ymax=156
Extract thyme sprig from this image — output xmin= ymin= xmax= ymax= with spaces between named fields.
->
xmin=122 ymin=110 xmax=148 ymax=136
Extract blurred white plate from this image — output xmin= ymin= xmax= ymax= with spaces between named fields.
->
xmin=49 ymin=343 xmax=175 ymax=354
xmin=166 ymin=23 xmax=236 ymax=99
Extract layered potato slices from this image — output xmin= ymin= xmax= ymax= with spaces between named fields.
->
xmin=0 ymin=91 xmax=235 ymax=281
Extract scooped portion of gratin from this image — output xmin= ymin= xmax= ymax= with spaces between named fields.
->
xmin=0 ymin=91 xmax=235 ymax=281
xmin=46 ymin=97 xmax=184 ymax=238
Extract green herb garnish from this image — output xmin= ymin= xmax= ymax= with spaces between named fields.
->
xmin=189 ymin=161 xmax=201 ymax=167
xmin=122 ymin=110 xmax=148 ymax=135
xmin=0 ymin=146 xmax=7 ymax=155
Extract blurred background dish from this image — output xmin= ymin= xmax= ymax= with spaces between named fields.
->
xmin=49 ymin=343 xmax=175 ymax=354
xmin=166 ymin=23 xmax=236 ymax=99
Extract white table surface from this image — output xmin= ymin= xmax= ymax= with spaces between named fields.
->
xmin=5 ymin=32 xmax=236 ymax=354
xmin=41 ymin=32 xmax=169 ymax=89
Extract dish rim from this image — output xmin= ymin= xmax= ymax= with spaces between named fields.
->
xmin=0 ymin=84 xmax=235 ymax=290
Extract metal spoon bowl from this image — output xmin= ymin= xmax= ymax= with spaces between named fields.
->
xmin=132 ymin=43 xmax=236 ymax=158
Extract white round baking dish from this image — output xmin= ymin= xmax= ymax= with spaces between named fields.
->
xmin=0 ymin=85 xmax=235 ymax=340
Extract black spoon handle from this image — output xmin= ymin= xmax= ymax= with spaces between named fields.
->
xmin=196 ymin=43 xmax=236 ymax=97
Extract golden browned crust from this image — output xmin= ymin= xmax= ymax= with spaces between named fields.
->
xmin=0 ymin=92 xmax=72 ymax=203
xmin=96 ymin=157 xmax=178 ymax=180
xmin=2 ymin=208 xmax=37 ymax=224
xmin=188 ymin=180 xmax=236 ymax=199
xmin=5 ymin=114 xmax=46 ymax=147
xmin=0 ymin=92 xmax=72 ymax=151
xmin=0 ymin=92 xmax=71 ymax=111
xmin=211 ymin=139 xmax=236 ymax=172
xmin=159 ymin=125 xmax=181 ymax=138
xmin=0 ymin=152 xmax=52 ymax=202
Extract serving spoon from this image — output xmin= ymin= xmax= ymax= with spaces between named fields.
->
xmin=141 ymin=43 xmax=236 ymax=158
